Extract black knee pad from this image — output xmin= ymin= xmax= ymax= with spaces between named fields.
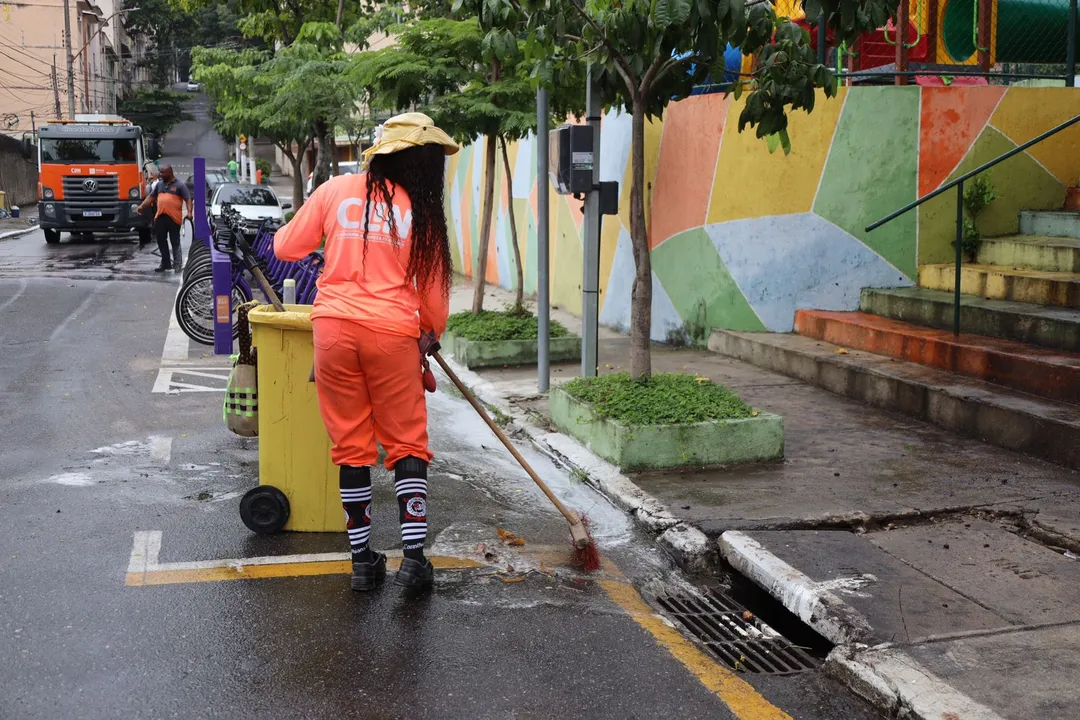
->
xmin=395 ymin=456 xmax=427 ymax=481
xmin=340 ymin=464 xmax=372 ymax=488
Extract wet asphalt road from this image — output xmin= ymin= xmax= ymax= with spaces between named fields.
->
xmin=0 ymin=105 xmax=881 ymax=720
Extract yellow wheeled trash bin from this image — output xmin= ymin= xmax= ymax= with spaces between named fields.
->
xmin=242 ymin=305 xmax=344 ymax=533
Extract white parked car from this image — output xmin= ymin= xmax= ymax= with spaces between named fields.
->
xmin=186 ymin=80 xmax=200 ymax=92
xmin=305 ymin=160 xmax=361 ymax=196
xmin=210 ymin=183 xmax=291 ymax=235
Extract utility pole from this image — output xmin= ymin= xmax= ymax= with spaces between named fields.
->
xmin=51 ymin=56 xmax=63 ymax=120
xmin=63 ymin=0 xmax=76 ymax=119
xmin=580 ymin=67 xmax=602 ymax=378
xmin=536 ymin=87 xmax=550 ymax=392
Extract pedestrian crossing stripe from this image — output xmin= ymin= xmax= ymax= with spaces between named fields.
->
xmin=153 ymin=367 xmax=231 ymax=393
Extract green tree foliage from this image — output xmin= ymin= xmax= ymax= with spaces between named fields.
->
xmin=352 ymin=14 xmax=582 ymax=311
xmin=498 ymin=0 xmax=897 ymax=378
xmin=193 ymin=46 xmax=312 ymax=207
xmin=116 ymin=87 xmax=192 ymax=138
xmin=123 ymin=0 xmax=246 ymax=86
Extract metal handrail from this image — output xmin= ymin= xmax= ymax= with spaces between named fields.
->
xmin=865 ymin=113 xmax=1080 ymax=336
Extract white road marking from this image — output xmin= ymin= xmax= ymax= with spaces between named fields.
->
xmin=161 ymin=303 xmax=189 ymax=363
xmin=152 ymin=367 xmax=231 ymax=394
xmin=45 ymin=472 xmax=95 ymax=486
xmin=127 ymin=530 xmax=163 ymax=573
xmin=149 ymin=435 xmax=172 ymax=466
xmin=0 ymin=278 xmax=28 ymax=313
xmin=49 ymin=285 xmax=104 ymax=341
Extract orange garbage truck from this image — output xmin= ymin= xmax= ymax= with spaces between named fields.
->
xmin=37 ymin=118 xmax=156 ymax=245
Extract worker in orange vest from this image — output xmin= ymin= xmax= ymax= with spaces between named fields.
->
xmin=273 ymin=113 xmax=458 ymax=592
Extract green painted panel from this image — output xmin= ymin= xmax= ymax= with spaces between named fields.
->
xmin=813 ymin=86 xmax=920 ymax=279
xmin=651 ymin=227 xmax=765 ymax=334
xmin=918 ymin=126 xmax=1065 ymax=265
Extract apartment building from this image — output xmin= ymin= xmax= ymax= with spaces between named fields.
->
xmin=0 ymin=0 xmax=139 ymax=135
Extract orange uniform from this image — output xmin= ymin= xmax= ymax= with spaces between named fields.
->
xmin=274 ymin=174 xmax=450 ymax=469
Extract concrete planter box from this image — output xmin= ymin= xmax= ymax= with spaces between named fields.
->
xmin=549 ymin=387 xmax=784 ymax=471
xmin=442 ymin=332 xmax=581 ymax=369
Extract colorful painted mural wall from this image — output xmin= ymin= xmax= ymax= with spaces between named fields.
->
xmin=444 ymin=86 xmax=1080 ymax=342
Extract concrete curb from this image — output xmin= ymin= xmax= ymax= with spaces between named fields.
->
xmin=438 ymin=356 xmax=717 ymax=572
xmin=718 ymin=530 xmax=1006 ymax=720
xmin=0 ymin=226 xmax=36 ymax=241
xmin=827 ymin=647 xmax=1006 ymax=720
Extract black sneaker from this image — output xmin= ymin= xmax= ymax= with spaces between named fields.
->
xmin=395 ymin=557 xmax=434 ymax=590
xmin=351 ymin=552 xmax=387 ymax=592
xmin=154 ymin=265 xmax=172 ymax=273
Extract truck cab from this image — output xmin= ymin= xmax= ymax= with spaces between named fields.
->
xmin=37 ymin=119 xmax=154 ymax=245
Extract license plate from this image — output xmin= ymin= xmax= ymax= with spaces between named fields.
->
xmin=83 ymin=210 xmax=102 ymax=218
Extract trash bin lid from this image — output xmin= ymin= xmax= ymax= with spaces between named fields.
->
xmin=247 ymin=304 xmax=314 ymax=331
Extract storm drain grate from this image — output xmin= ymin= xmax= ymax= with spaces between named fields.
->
xmin=656 ymin=590 xmax=821 ymax=675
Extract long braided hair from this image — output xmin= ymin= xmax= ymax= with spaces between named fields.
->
xmin=363 ymin=144 xmax=451 ymax=297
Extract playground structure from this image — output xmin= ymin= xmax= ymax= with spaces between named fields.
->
xmin=782 ymin=0 xmax=1078 ymax=79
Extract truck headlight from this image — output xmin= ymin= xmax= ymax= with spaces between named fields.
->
xmin=128 ymin=187 xmax=141 ymax=199
xmin=130 ymin=203 xmax=140 ymax=214
xmin=42 ymin=187 xmax=54 ymax=200
xmin=44 ymin=203 xmax=56 ymax=216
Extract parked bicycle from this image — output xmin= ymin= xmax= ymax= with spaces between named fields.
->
xmin=174 ymin=205 xmax=322 ymax=345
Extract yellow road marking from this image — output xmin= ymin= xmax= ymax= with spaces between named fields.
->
xmin=126 ymin=556 xmax=482 ymax=587
xmin=598 ymin=579 xmax=793 ymax=720
xmin=123 ymin=533 xmax=791 ymax=717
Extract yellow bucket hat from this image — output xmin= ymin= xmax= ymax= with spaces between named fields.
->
xmin=362 ymin=112 xmax=459 ymax=168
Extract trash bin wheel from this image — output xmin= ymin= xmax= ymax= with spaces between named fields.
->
xmin=240 ymin=485 xmax=290 ymax=534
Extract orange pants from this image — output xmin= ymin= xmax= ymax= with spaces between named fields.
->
xmin=312 ymin=317 xmax=432 ymax=469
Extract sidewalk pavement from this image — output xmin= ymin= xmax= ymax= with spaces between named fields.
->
xmin=447 ymin=279 xmax=1080 ymax=720
xmin=0 ymin=216 xmax=36 ymax=241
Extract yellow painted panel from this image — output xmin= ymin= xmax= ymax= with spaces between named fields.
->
xmin=552 ymin=194 xmax=584 ymax=315
xmin=249 ymin=305 xmax=342 ymax=532
xmin=990 ymin=88 xmax=1080 ymax=186
xmin=618 ymin=115 xmax=665 ymax=236
xmin=707 ymin=87 xmax=847 ymax=224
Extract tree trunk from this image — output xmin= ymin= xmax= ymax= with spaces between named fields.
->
xmin=500 ymin=137 xmax=524 ymax=313
xmin=471 ymin=132 xmax=498 ymax=313
xmin=312 ymin=119 xmax=332 ymax=190
xmin=628 ymin=98 xmax=652 ymax=380
xmin=287 ymin=149 xmax=305 ymax=211
xmin=470 ymin=59 xmax=500 ymax=314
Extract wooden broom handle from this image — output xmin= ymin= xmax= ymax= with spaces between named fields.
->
xmin=431 ymin=351 xmax=581 ymax=526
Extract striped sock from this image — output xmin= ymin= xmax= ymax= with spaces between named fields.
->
xmin=395 ymin=456 xmax=428 ymax=562
xmin=340 ymin=465 xmax=373 ymax=563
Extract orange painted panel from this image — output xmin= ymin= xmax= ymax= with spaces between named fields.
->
xmin=649 ymin=94 xmax=729 ymax=250
xmin=918 ymin=86 xmax=1005 ymax=196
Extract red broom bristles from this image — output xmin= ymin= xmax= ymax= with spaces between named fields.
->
xmin=571 ymin=515 xmax=602 ymax=573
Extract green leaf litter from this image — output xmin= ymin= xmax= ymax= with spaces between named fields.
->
xmin=445 ymin=309 xmax=570 ymax=342
xmin=563 ymin=373 xmax=755 ymax=425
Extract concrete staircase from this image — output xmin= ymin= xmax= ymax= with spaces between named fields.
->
xmin=710 ymin=211 xmax=1080 ymax=468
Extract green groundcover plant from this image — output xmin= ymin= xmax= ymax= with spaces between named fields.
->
xmin=445 ymin=309 xmax=570 ymax=342
xmin=563 ymin=373 xmax=755 ymax=426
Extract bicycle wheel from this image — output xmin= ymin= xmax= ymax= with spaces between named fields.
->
xmin=183 ymin=256 xmax=213 ymax=283
xmin=175 ymin=271 xmax=252 ymax=345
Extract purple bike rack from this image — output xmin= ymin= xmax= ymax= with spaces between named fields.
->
xmin=193 ymin=157 xmax=234 ymax=355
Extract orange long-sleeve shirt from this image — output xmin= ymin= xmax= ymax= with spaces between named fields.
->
xmin=274 ymin=174 xmax=449 ymax=338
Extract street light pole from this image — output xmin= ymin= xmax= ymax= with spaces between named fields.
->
xmin=63 ymin=0 xmax=76 ymax=119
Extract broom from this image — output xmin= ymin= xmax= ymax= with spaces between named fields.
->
xmin=430 ymin=351 xmax=602 ymax=573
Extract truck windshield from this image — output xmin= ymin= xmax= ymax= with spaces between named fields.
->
xmin=41 ymin=138 xmax=139 ymax=164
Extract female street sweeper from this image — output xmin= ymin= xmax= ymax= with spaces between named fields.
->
xmin=274 ymin=112 xmax=458 ymax=592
